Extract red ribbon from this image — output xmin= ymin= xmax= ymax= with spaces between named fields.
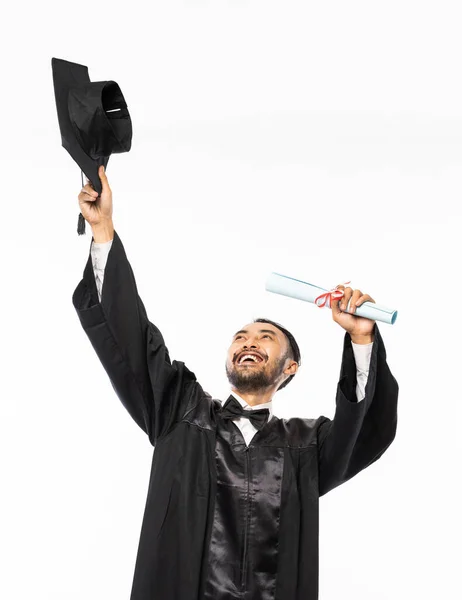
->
xmin=315 ymin=281 xmax=351 ymax=309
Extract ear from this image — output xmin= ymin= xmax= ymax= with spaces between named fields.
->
xmin=284 ymin=360 xmax=298 ymax=376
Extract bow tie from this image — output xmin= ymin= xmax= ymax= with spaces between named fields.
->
xmin=220 ymin=395 xmax=270 ymax=431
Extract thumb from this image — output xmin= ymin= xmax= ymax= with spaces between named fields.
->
xmin=98 ymin=165 xmax=108 ymax=188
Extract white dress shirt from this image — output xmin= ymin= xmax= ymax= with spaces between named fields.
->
xmin=90 ymin=238 xmax=373 ymax=447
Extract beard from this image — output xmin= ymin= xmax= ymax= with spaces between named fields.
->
xmin=226 ymin=352 xmax=289 ymax=393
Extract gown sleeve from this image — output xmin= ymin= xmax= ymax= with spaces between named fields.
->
xmin=316 ymin=323 xmax=399 ymax=496
xmin=72 ymin=230 xmax=201 ymax=445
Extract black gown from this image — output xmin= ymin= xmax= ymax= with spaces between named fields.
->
xmin=72 ymin=230 xmax=399 ymax=600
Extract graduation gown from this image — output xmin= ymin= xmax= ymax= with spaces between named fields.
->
xmin=72 ymin=230 xmax=399 ymax=600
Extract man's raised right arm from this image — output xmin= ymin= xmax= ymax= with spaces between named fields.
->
xmin=72 ymin=170 xmax=202 ymax=444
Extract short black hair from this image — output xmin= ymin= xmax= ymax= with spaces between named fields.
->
xmin=253 ymin=318 xmax=301 ymax=390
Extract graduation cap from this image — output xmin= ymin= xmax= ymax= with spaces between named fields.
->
xmin=51 ymin=57 xmax=133 ymax=235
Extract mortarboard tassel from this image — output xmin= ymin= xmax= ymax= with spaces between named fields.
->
xmin=77 ymin=212 xmax=86 ymax=235
xmin=78 ymin=170 xmax=86 ymax=235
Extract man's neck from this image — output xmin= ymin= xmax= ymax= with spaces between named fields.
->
xmin=231 ymin=388 xmax=274 ymax=407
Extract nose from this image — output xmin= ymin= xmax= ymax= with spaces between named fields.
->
xmin=243 ymin=339 xmax=259 ymax=349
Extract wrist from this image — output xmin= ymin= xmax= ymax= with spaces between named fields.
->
xmin=91 ymin=220 xmax=114 ymax=243
xmin=350 ymin=333 xmax=374 ymax=345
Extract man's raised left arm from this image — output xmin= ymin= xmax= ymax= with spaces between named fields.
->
xmin=317 ymin=285 xmax=399 ymax=496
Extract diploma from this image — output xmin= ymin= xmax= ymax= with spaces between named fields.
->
xmin=265 ymin=272 xmax=398 ymax=325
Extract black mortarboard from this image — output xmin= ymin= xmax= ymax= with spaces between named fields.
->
xmin=51 ymin=57 xmax=133 ymax=235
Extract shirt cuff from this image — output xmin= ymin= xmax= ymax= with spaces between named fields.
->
xmin=351 ymin=340 xmax=373 ymax=373
xmin=91 ymin=238 xmax=114 ymax=271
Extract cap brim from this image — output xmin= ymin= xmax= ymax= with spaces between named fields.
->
xmin=52 ymin=57 xmax=109 ymax=194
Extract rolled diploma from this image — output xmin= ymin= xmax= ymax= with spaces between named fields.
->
xmin=265 ymin=272 xmax=398 ymax=325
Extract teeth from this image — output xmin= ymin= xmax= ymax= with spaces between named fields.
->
xmin=239 ymin=354 xmax=260 ymax=364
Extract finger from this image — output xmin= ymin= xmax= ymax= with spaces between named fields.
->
xmin=85 ymin=177 xmax=102 ymax=197
xmin=340 ymin=286 xmax=353 ymax=312
xmin=85 ymin=177 xmax=95 ymax=191
xmin=78 ymin=189 xmax=98 ymax=203
xmin=354 ymin=293 xmax=375 ymax=307
xmin=355 ymin=294 xmax=375 ymax=306
xmin=81 ymin=184 xmax=98 ymax=197
xmin=330 ymin=284 xmax=345 ymax=314
xmin=348 ymin=289 xmax=362 ymax=314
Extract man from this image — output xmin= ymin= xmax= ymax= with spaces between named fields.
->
xmin=72 ymin=166 xmax=399 ymax=600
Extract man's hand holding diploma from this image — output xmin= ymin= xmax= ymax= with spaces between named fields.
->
xmin=331 ymin=285 xmax=376 ymax=344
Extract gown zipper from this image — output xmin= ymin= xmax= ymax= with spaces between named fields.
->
xmin=241 ymin=446 xmax=251 ymax=590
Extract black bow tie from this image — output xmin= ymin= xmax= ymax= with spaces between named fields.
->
xmin=220 ymin=395 xmax=270 ymax=431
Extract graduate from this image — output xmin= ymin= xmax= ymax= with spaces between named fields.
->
xmin=72 ymin=166 xmax=399 ymax=600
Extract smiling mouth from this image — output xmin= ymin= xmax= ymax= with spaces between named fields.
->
xmin=235 ymin=354 xmax=265 ymax=366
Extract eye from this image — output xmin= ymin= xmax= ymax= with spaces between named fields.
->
xmin=262 ymin=334 xmax=272 ymax=339
xmin=235 ymin=335 xmax=243 ymax=340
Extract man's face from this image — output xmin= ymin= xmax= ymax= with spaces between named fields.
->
xmin=225 ymin=322 xmax=295 ymax=393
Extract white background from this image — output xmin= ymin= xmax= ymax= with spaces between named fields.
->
xmin=1 ymin=1 xmax=461 ymax=599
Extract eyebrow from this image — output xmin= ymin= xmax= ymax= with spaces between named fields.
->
xmin=233 ymin=329 xmax=277 ymax=338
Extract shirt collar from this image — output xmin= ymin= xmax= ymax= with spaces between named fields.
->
xmin=230 ymin=391 xmax=274 ymax=418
